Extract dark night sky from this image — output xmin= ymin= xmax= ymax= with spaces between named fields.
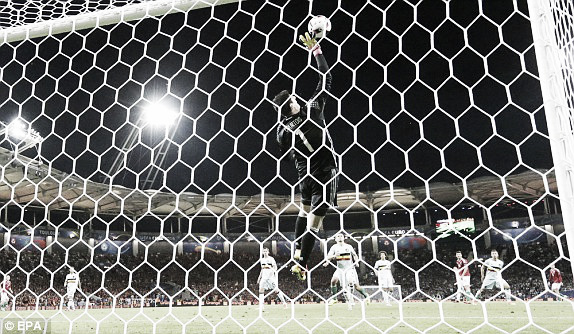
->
xmin=0 ymin=0 xmax=552 ymax=197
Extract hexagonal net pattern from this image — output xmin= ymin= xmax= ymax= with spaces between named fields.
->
xmin=0 ymin=0 xmax=143 ymax=29
xmin=0 ymin=0 xmax=573 ymax=333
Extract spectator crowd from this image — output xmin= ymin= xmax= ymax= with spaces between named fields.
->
xmin=0 ymin=239 xmax=571 ymax=309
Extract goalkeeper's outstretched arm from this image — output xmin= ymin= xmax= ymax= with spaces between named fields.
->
xmin=313 ymin=51 xmax=332 ymax=95
xmin=299 ymin=33 xmax=332 ymax=105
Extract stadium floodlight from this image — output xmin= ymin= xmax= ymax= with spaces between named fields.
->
xmin=6 ymin=119 xmax=27 ymax=140
xmin=105 ymin=101 xmax=181 ymax=186
xmin=141 ymin=102 xmax=180 ymax=128
xmin=1 ymin=119 xmax=44 ymax=152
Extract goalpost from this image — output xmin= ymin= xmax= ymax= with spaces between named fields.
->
xmin=0 ymin=0 xmax=240 ymax=43
xmin=1 ymin=0 xmax=574 ymax=333
xmin=528 ymin=0 xmax=574 ymax=279
xmin=362 ymin=285 xmax=402 ymax=303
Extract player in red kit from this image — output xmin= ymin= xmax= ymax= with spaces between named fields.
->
xmin=548 ymin=264 xmax=563 ymax=300
xmin=1 ymin=274 xmax=12 ymax=311
xmin=453 ymin=251 xmax=472 ymax=302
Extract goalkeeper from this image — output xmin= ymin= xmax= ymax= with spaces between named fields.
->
xmin=273 ymin=32 xmax=337 ymax=280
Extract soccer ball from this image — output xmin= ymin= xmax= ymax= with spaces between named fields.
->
xmin=307 ymin=15 xmax=331 ymax=39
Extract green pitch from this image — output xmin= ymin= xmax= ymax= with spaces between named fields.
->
xmin=2 ymin=301 xmax=573 ymax=334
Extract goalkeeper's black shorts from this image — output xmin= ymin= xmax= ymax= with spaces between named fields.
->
xmin=299 ymin=167 xmax=338 ymax=216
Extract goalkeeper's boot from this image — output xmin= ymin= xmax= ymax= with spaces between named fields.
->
xmin=364 ymin=297 xmax=371 ymax=305
xmin=291 ymin=264 xmax=307 ymax=281
xmin=328 ymin=298 xmax=338 ymax=305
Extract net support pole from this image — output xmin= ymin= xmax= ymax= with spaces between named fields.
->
xmin=528 ymin=0 xmax=574 ymax=275
xmin=0 ymin=0 xmax=241 ymax=43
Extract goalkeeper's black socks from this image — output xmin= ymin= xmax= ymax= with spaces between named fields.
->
xmin=294 ymin=215 xmax=306 ymax=250
xmin=299 ymin=228 xmax=318 ymax=267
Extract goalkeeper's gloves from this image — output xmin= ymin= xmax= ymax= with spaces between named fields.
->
xmin=299 ymin=32 xmax=322 ymax=56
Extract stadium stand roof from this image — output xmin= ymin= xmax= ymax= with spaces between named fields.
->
xmin=0 ymin=146 xmax=557 ymax=217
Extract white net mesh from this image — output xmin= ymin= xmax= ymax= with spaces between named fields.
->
xmin=0 ymin=0 xmax=145 ymax=28
xmin=0 ymin=0 xmax=573 ymax=333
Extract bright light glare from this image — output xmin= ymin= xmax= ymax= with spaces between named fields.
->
xmin=7 ymin=119 xmax=27 ymax=140
xmin=142 ymin=102 xmax=179 ymax=127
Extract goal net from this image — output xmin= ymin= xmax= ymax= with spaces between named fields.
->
xmin=0 ymin=0 xmax=573 ymax=333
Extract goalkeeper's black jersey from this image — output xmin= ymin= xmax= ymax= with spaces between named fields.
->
xmin=276 ymin=54 xmax=337 ymax=177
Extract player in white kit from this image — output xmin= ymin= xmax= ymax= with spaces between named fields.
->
xmin=374 ymin=251 xmax=394 ymax=306
xmin=323 ymin=233 xmax=369 ymax=309
xmin=64 ymin=267 xmax=81 ymax=310
xmin=474 ymin=250 xmax=513 ymax=303
xmin=257 ymin=248 xmax=287 ymax=311
xmin=1 ymin=274 xmax=13 ymax=311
